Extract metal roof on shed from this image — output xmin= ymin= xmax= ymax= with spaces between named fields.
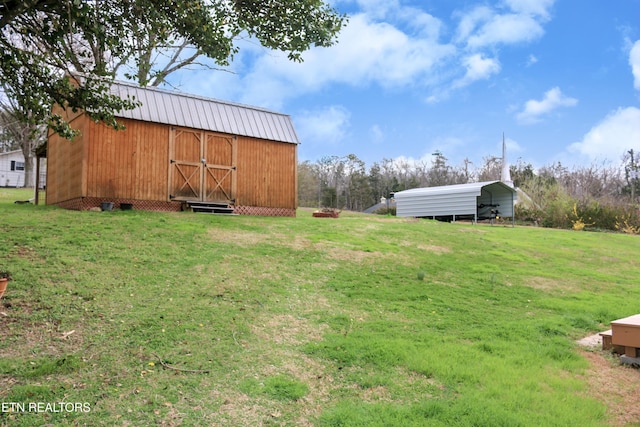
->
xmin=109 ymin=82 xmax=299 ymax=144
xmin=394 ymin=181 xmax=516 ymax=218
xmin=397 ymin=181 xmax=500 ymax=197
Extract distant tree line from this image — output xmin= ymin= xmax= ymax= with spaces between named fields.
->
xmin=298 ymin=150 xmax=640 ymax=233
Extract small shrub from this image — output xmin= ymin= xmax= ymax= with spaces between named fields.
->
xmin=616 ymin=211 xmax=640 ymax=234
xmin=374 ymin=206 xmax=396 ymax=216
xmin=514 ymin=204 xmax=543 ymax=224
xmin=542 ymin=197 xmax=574 ymax=229
xmin=574 ymin=200 xmax=640 ymax=233
xmin=571 ymin=203 xmax=593 ymax=231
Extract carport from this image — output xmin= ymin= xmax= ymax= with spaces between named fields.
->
xmin=394 ymin=181 xmax=517 ymax=225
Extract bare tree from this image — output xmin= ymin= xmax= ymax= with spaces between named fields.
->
xmin=340 ymin=154 xmax=369 ymax=210
xmin=559 ymin=163 xmax=623 ymax=202
xmin=427 ymin=151 xmax=464 ymax=186
xmin=477 ymin=156 xmax=502 ymax=182
xmin=623 ymin=149 xmax=640 ymax=204
xmin=298 ymin=161 xmax=320 ymax=207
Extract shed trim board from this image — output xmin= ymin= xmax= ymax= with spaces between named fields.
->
xmin=46 ymin=82 xmax=299 ymax=216
xmin=394 ymin=181 xmax=516 ymax=224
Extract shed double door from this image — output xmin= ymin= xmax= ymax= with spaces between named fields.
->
xmin=169 ymin=128 xmax=237 ymax=203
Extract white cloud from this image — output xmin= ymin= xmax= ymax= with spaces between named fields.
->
xmin=454 ymin=1 xmax=553 ymax=50
xmin=236 ymin=13 xmax=455 ymax=108
xmin=465 ymin=13 xmax=545 ymax=49
xmin=516 ymin=87 xmax=578 ymax=124
xmin=186 ymin=1 xmax=556 ymax=109
xmin=502 ymin=0 xmax=555 ymax=19
xmin=294 ymin=106 xmax=351 ymax=146
xmin=453 ymin=54 xmax=501 ymax=88
xmin=630 ymin=40 xmax=640 ymax=91
xmin=454 ymin=6 xmax=494 ymax=45
xmin=526 ymin=54 xmax=538 ymax=66
xmin=501 ymin=136 xmax=524 ymax=155
xmin=561 ymin=43 xmax=640 ymax=165
xmin=568 ymin=107 xmax=640 ymax=162
xmin=340 ymin=0 xmax=444 ymax=39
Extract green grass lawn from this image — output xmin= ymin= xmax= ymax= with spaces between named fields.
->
xmin=1 ymin=188 xmax=638 ymax=426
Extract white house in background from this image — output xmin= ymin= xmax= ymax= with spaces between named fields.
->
xmin=0 ymin=150 xmax=46 ymax=188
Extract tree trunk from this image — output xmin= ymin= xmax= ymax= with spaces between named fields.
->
xmin=21 ymin=145 xmax=34 ymax=187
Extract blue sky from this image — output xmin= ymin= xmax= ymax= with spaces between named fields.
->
xmin=167 ymin=0 xmax=640 ymax=171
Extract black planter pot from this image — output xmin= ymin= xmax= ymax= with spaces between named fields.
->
xmin=101 ymin=202 xmax=114 ymax=211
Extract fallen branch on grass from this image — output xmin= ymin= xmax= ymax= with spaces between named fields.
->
xmin=60 ymin=330 xmax=76 ymax=339
xmin=151 ymin=353 xmax=210 ymax=374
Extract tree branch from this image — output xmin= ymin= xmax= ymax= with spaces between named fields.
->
xmin=151 ymin=353 xmax=210 ymax=374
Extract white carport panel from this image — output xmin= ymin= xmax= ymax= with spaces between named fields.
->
xmin=395 ymin=181 xmax=515 ymax=218
xmin=396 ymin=192 xmax=478 ymax=217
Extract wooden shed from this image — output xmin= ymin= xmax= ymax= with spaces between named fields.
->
xmin=394 ymin=181 xmax=516 ymax=224
xmin=46 ymin=82 xmax=299 ymax=216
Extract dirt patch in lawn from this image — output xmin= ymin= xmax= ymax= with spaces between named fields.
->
xmin=0 ymin=300 xmax=84 ymax=360
xmin=578 ymin=347 xmax=640 ymax=426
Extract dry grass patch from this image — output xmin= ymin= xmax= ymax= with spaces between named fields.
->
xmin=214 ymin=345 xmax=337 ymax=426
xmin=457 ymin=226 xmax=488 ymax=232
xmin=398 ymin=240 xmax=451 ymax=254
xmin=208 ymin=228 xmax=313 ymax=252
xmin=314 ymin=242 xmax=388 ymax=264
xmin=0 ymin=301 xmax=85 ymax=360
xmin=208 ymin=228 xmax=272 ymax=247
xmin=251 ymin=314 xmax=328 ymax=346
xmin=209 ymin=391 xmax=282 ymax=427
xmin=523 ymin=276 xmax=581 ymax=294
xmin=580 ymin=350 xmax=640 ymax=427
xmin=361 ymin=385 xmax=393 ymax=402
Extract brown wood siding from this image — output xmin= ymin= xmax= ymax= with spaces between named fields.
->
xmin=46 ymin=114 xmax=87 ymax=205
xmin=235 ymin=136 xmax=297 ymax=209
xmin=48 ymin=112 xmax=297 ymax=211
xmin=85 ymin=118 xmax=169 ymax=201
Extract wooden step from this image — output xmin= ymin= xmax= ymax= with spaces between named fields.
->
xmin=599 ymin=330 xmax=612 ymax=350
xmin=186 ymin=201 xmax=236 ymax=215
